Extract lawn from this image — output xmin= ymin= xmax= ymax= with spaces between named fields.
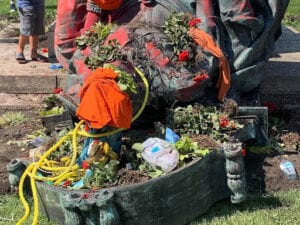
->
xmin=1 ymin=190 xmax=300 ymax=225
xmin=283 ymin=0 xmax=300 ymax=31
xmin=0 ymin=0 xmax=57 ymax=16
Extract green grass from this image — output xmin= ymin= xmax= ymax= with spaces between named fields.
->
xmin=283 ymin=0 xmax=300 ymax=31
xmin=192 ymin=190 xmax=300 ymax=225
xmin=0 ymin=0 xmax=57 ymax=16
xmin=1 ymin=190 xmax=300 ymax=225
xmin=0 ymin=194 xmax=56 ymax=225
xmin=0 ymin=0 xmax=57 ymax=30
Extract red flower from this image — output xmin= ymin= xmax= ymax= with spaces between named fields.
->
xmin=220 ymin=118 xmax=230 ymax=128
xmin=82 ymin=160 xmax=89 ymax=170
xmin=241 ymin=148 xmax=246 ymax=157
xmin=178 ymin=50 xmax=189 ymax=61
xmin=53 ymin=88 xmax=63 ymax=94
xmin=189 ymin=18 xmax=201 ymax=27
xmin=41 ymin=48 xmax=48 ymax=53
xmin=262 ymin=102 xmax=277 ymax=114
xmin=193 ymin=73 xmax=209 ymax=82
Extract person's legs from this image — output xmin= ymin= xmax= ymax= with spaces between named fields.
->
xmin=15 ymin=34 xmax=28 ymax=63
xmin=10 ymin=0 xmax=16 ymax=13
xmin=16 ymin=7 xmax=30 ymax=56
xmin=16 ymin=34 xmax=29 ymax=54
xmin=29 ymin=35 xmax=39 ymax=58
xmin=30 ymin=7 xmax=47 ymax=61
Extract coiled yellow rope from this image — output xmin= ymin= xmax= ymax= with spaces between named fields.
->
xmin=16 ymin=66 xmax=149 ymax=225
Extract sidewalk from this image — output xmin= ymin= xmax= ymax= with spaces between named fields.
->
xmin=260 ymin=26 xmax=300 ymax=105
xmin=0 ymin=37 xmax=66 ymax=94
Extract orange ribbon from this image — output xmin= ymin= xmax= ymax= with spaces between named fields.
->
xmin=189 ymin=27 xmax=231 ymax=101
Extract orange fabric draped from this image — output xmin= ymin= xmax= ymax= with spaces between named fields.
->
xmin=91 ymin=0 xmax=123 ymax=10
xmin=76 ymin=67 xmax=133 ymax=129
xmin=189 ymin=27 xmax=231 ymax=101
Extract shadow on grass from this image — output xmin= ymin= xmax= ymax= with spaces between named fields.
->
xmin=46 ymin=5 xmax=57 ymax=10
xmin=191 ymin=194 xmax=283 ymax=224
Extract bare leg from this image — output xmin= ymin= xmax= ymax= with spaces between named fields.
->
xmin=29 ymin=35 xmax=39 ymax=58
xmin=16 ymin=35 xmax=29 ymax=54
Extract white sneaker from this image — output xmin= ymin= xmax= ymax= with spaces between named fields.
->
xmin=10 ymin=3 xmax=16 ymax=13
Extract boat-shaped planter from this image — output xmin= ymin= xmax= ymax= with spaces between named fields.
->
xmin=32 ymin=143 xmax=246 ymax=225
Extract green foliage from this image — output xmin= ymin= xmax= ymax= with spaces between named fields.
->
xmin=74 ymin=22 xmax=126 ymax=69
xmin=44 ymin=10 xmax=56 ymax=30
xmin=39 ymin=94 xmax=65 ymax=116
xmin=42 ymin=94 xmax=61 ymax=108
xmin=39 ymin=106 xmax=65 ymax=116
xmin=247 ymin=145 xmax=274 ymax=155
xmin=175 ymin=136 xmax=209 ymax=162
xmin=104 ymin=64 xmax=137 ymax=94
xmin=162 ymin=12 xmax=193 ymax=54
xmin=0 ymin=112 xmax=27 ymax=128
xmin=48 ymin=127 xmax=83 ymax=161
xmin=84 ymin=160 xmax=119 ymax=188
xmin=267 ymin=116 xmax=288 ymax=153
xmin=168 ymin=104 xmax=243 ymax=143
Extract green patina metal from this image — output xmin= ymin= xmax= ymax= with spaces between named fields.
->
xmin=28 ymin=147 xmax=246 ymax=225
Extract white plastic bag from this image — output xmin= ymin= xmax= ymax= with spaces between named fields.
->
xmin=280 ymin=159 xmax=297 ymax=180
xmin=141 ymin=137 xmax=179 ymax=173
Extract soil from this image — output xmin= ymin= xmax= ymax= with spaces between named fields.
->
xmin=0 ymin=106 xmax=45 ymax=194
xmin=0 ymin=103 xmax=299 ymax=196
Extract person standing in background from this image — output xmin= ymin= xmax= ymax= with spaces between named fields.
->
xmin=15 ymin=0 xmax=48 ymax=64
xmin=10 ymin=0 xmax=16 ymax=12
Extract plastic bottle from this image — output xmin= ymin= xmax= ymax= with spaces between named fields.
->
xmin=280 ymin=159 xmax=297 ymax=180
xmin=141 ymin=137 xmax=179 ymax=173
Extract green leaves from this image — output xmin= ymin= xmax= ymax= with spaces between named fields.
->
xmin=104 ymin=64 xmax=137 ymax=94
xmin=175 ymin=136 xmax=209 ymax=163
xmin=84 ymin=160 xmax=119 ymax=188
xmin=167 ymin=104 xmax=243 ymax=143
xmin=0 ymin=112 xmax=27 ymax=128
xmin=162 ymin=12 xmax=193 ymax=54
xmin=39 ymin=106 xmax=65 ymax=116
xmin=75 ymin=22 xmax=126 ymax=69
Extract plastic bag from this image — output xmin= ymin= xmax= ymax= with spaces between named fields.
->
xmin=280 ymin=159 xmax=297 ymax=180
xmin=141 ymin=137 xmax=179 ymax=173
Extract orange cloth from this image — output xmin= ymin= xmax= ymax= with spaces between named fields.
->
xmin=76 ymin=67 xmax=133 ymax=129
xmin=91 ymin=0 xmax=123 ymax=10
xmin=189 ymin=27 xmax=231 ymax=101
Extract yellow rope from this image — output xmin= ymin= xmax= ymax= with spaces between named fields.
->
xmin=16 ymin=66 xmax=149 ymax=225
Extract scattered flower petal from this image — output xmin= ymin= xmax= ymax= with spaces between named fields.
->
xmin=53 ymin=88 xmax=63 ymax=94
